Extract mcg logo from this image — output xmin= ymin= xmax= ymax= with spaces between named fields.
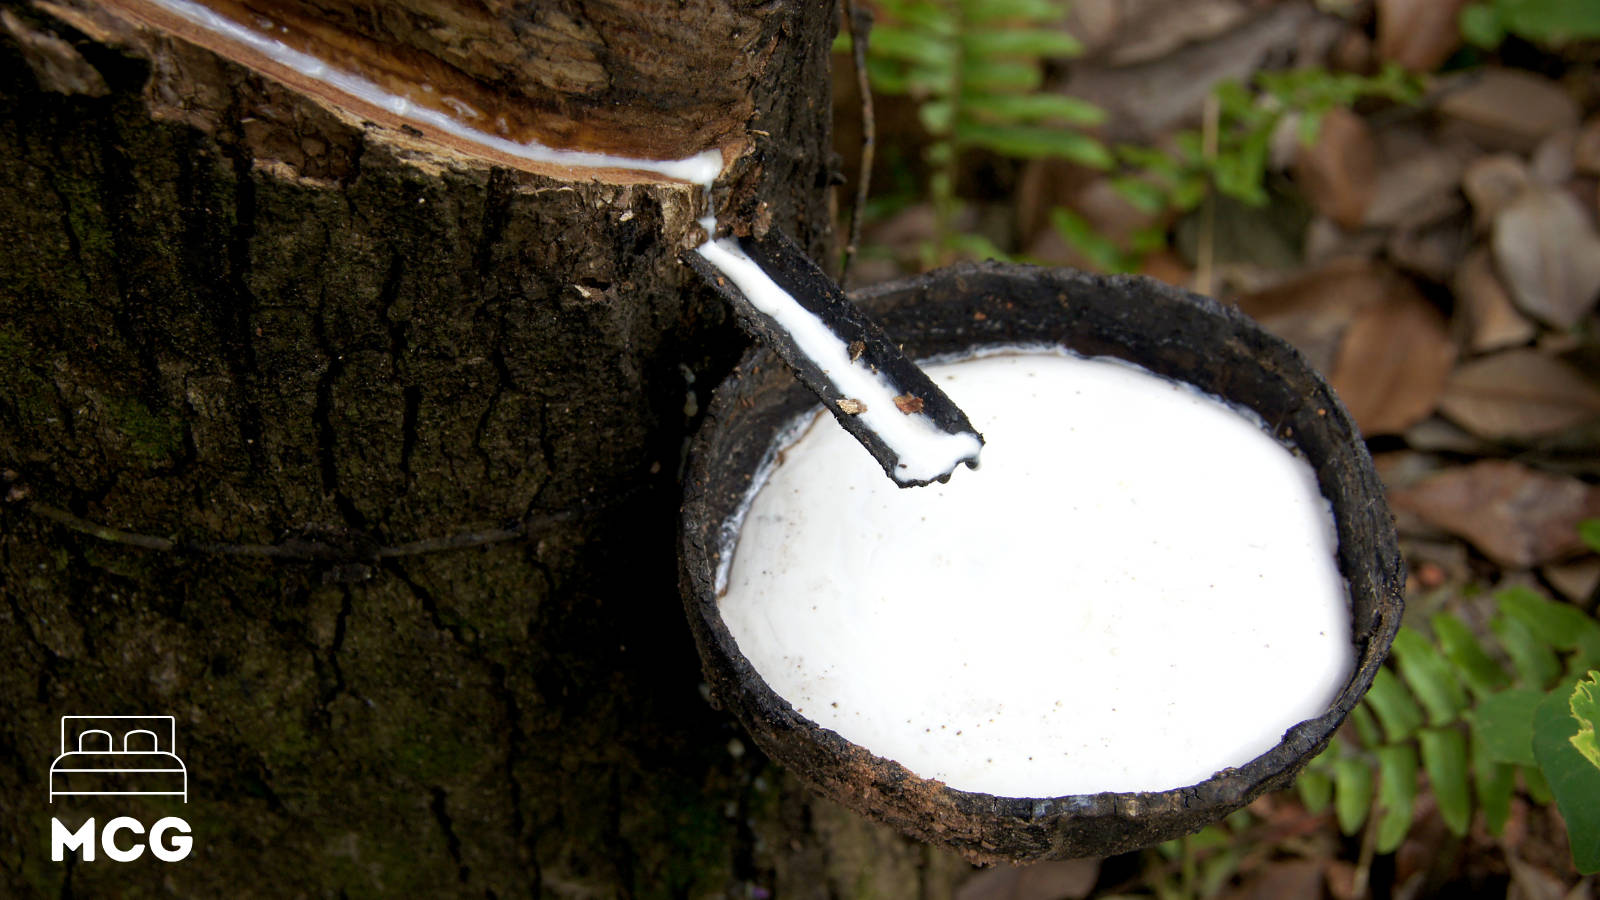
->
xmin=48 ymin=716 xmax=193 ymax=863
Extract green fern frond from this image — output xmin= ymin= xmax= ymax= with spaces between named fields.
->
xmin=837 ymin=0 xmax=1106 ymax=263
xmin=1300 ymin=586 xmax=1600 ymax=860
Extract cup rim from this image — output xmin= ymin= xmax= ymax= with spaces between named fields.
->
xmin=679 ymin=262 xmax=1405 ymax=862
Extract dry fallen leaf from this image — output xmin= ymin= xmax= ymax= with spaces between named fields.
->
xmin=1530 ymin=128 xmax=1577 ymax=186
xmin=1387 ymin=460 xmax=1600 ymax=567
xmin=1387 ymin=204 xmax=1471 ymax=284
xmin=1507 ymin=858 xmax=1569 ymax=900
xmin=1404 ymin=417 xmax=1496 ymax=455
xmin=1328 ymin=276 xmax=1456 ymax=436
xmin=1059 ymin=4 xmax=1336 ymax=143
xmin=1453 ymin=246 xmax=1537 ymax=352
xmin=1111 ymin=0 xmax=1251 ymax=66
xmin=1462 ymin=154 xmax=1532 ymax=231
xmin=1138 ymin=248 xmax=1194 ymax=288
xmin=1325 ymin=860 xmax=1359 ymax=900
xmin=1294 ymin=107 xmax=1376 ymax=230
xmin=1437 ymin=348 xmax=1600 ymax=440
xmin=1377 ymin=0 xmax=1470 ymax=72
xmin=1235 ymin=259 xmax=1389 ymax=374
xmin=1544 ymin=558 xmax=1600 ymax=604
xmin=1364 ymin=128 xmax=1471 ymax=228
xmin=1437 ymin=68 xmax=1580 ymax=153
xmin=1492 ymin=186 xmax=1600 ymax=329
xmin=1576 ymin=115 xmax=1600 ymax=177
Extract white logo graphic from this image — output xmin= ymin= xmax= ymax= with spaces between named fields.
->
xmin=50 ymin=716 xmax=187 ymax=803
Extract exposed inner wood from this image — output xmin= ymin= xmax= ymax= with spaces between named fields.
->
xmin=100 ymin=0 xmax=767 ymax=182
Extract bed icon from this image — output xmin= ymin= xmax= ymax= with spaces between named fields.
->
xmin=49 ymin=716 xmax=187 ymax=803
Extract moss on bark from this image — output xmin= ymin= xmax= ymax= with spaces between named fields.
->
xmin=0 ymin=3 xmax=957 ymax=896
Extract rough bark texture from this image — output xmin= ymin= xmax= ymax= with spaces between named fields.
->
xmin=103 ymin=0 xmax=769 ymax=171
xmin=0 ymin=2 xmax=970 ymax=896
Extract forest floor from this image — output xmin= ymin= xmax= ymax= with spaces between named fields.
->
xmin=822 ymin=1 xmax=1600 ymax=898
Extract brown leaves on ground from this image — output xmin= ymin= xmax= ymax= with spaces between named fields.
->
xmin=1376 ymin=0 xmax=1471 ymax=73
xmin=1238 ymin=261 xmax=1456 ymax=436
xmin=1236 ymin=260 xmax=1387 ymax=375
xmin=1454 ymin=247 xmax=1538 ymax=352
xmin=1328 ymin=278 xmax=1457 ymax=436
xmin=1437 ymin=68 xmax=1581 ymax=153
xmin=1387 ymin=460 xmax=1600 ymax=567
xmin=1438 ymin=349 xmax=1600 ymax=440
xmin=1491 ymin=186 xmax=1600 ymax=328
xmin=1294 ymin=107 xmax=1376 ymax=230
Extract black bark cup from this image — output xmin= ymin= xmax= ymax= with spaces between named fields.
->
xmin=679 ymin=263 xmax=1405 ymax=864
xmin=685 ymin=230 xmax=983 ymax=486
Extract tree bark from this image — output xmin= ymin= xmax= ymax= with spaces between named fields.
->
xmin=0 ymin=2 xmax=968 ymax=895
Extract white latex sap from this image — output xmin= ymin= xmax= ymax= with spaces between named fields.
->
xmin=142 ymin=0 xmax=724 ymax=183
xmin=720 ymin=350 xmax=1353 ymax=797
xmin=694 ymin=234 xmax=983 ymax=483
xmin=143 ymin=0 xmax=983 ymax=483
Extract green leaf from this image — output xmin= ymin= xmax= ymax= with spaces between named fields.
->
xmin=1375 ymin=743 xmax=1419 ymax=854
xmin=1432 ymin=612 xmax=1511 ymax=696
xmin=1169 ymin=176 xmax=1209 ymax=212
xmin=1365 ymin=668 xmax=1426 ymax=742
xmin=1419 ymin=727 xmax=1472 ymax=836
xmin=962 ymin=59 xmax=1043 ymax=93
xmin=1210 ymin=129 xmax=1272 ymax=207
xmin=880 ymin=0 xmax=958 ymax=36
xmin=1492 ymin=615 xmax=1562 ymax=689
xmin=962 ymin=93 xmax=1105 ymax=126
xmin=1500 ymin=0 xmax=1600 ymax=44
xmin=1468 ymin=688 xmax=1543 ymax=766
xmin=1579 ymin=519 xmax=1600 ymax=554
xmin=1524 ymin=763 xmax=1554 ymax=805
xmin=962 ymin=0 xmax=1061 ymax=26
xmin=1110 ymin=177 xmax=1169 ymax=214
xmin=1334 ymin=756 xmax=1373 ymax=836
xmin=1348 ymin=702 xmax=1383 ymax=749
xmin=1048 ymin=208 xmax=1133 ymax=273
xmin=1295 ymin=110 xmax=1325 ymax=146
xmin=864 ymin=57 xmax=914 ymax=95
xmin=1200 ymin=847 xmax=1245 ymax=899
xmin=1473 ymin=738 xmax=1515 ymax=837
xmin=1498 ymin=586 xmax=1600 ymax=657
xmin=1298 ymin=767 xmax=1334 ymax=814
xmin=961 ymin=28 xmax=1083 ymax=59
xmin=959 ymin=124 xmax=1112 ymax=167
xmin=1116 ymin=143 xmax=1180 ymax=178
xmin=1533 ymin=675 xmax=1600 ymax=873
xmin=869 ymin=28 xmax=957 ymax=68
xmin=944 ymin=232 xmax=1009 ymax=263
xmin=1393 ymin=628 xmax=1470 ymax=725
xmin=1571 ymin=671 xmax=1600 ymax=770
xmin=919 ymin=100 xmax=954 ymax=135
xmin=866 ymin=55 xmax=957 ymax=97
xmin=1224 ymin=806 xmax=1254 ymax=833
xmin=1459 ymin=3 xmax=1508 ymax=48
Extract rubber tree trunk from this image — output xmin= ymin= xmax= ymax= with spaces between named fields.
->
xmin=0 ymin=2 xmax=968 ymax=895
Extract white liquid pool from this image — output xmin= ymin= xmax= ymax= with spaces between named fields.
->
xmin=719 ymin=350 xmax=1353 ymax=797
